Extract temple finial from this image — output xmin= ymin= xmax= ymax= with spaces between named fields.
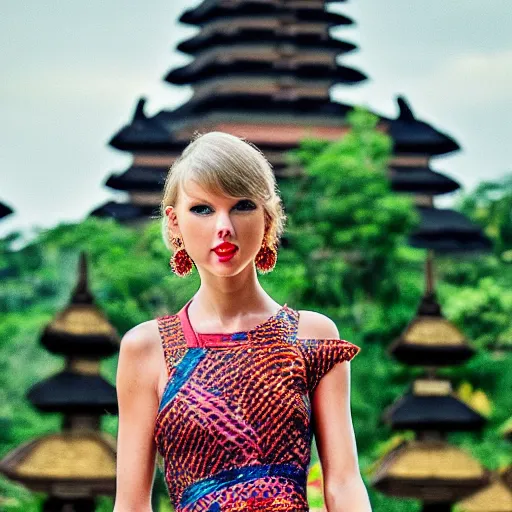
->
xmin=133 ymin=97 xmax=147 ymax=121
xmin=72 ymin=252 xmax=94 ymax=304
xmin=396 ymin=95 xmax=415 ymax=121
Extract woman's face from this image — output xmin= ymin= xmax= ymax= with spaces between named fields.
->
xmin=166 ymin=180 xmax=266 ymax=277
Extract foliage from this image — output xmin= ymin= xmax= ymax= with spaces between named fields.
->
xmin=441 ymin=276 xmax=512 ymax=351
xmin=457 ymin=172 xmax=512 ymax=262
xmin=282 ymin=107 xmax=420 ymax=310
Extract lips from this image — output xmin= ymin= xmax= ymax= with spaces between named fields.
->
xmin=213 ymin=242 xmax=238 ymax=255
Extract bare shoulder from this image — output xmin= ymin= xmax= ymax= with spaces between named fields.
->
xmin=117 ymin=320 xmax=163 ymax=390
xmin=296 ymin=309 xmax=340 ymax=339
xmin=120 ymin=319 xmax=161 ymax=358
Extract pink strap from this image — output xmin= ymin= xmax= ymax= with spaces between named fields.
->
xmin=177 ymin=298 xmax=255 ymax=348
xmin=177 ymin=299 xmax=201 ymax=348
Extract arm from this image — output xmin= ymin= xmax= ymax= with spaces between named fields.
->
xmin=305 ymin=313 xmax=372 ymax=512
xmin=113 ymin=321 xmax=161 ymax=512
xmin=313 ymin=361 xmax=372 ymax=511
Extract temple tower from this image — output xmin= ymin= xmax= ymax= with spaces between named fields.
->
xmin=371 ymin=97 xmax=494 ymax=510
xmin=0 ymin=254 xmax=119 ymax=512
xmin=92 ymin=0 xmax=370 ymax=221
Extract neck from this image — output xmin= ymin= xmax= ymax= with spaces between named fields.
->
xmin=190 ymin=266 xmax=280 ymax=332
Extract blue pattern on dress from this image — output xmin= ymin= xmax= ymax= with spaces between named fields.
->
xmin=158 ymin=348 xmax=207 ymax=412
xmin=180 ymin=463 xmax=307 ymax=507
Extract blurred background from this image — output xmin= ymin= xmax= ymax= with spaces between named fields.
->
xmin=1 ymin=1 xmax=511 ymax=511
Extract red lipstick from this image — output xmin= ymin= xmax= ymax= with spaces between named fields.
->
xmin=213 ymin=242 xmax=238 ymax=261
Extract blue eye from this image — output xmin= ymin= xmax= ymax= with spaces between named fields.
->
xmin=190 ymin=205 xmax=212 ymax=215
xmin=236 ymin=200 xmax=257 ymax=210
xmin=190 ymin=200 xmax=256 ymax=215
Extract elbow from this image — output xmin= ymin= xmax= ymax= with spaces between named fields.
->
xmin=324 ymin=465 xmax=361 ymax=493
xmin=324 ymin=472 xmax=372 ymax=512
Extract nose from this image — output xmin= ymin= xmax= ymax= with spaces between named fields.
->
xmin=216 ymin=210 xmax=234 ymax=240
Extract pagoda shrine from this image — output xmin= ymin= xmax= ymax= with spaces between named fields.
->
xmin=0 ymin=253 xmax=120 ymax=512
xmin=91 ymin=1 xmax=492 ymax=275
xmin=92 ymin=0 xmax=374 ymax=221
xmin=371 ymin=96 xmax=493 ymax=509
xmin=388 ymin=96 xmax=491 ymax=253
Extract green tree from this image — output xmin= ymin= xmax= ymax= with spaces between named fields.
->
xmin=458 ymin=172 xmax=512 ymax=262
xmin=280 ymin=107 xmax=420 ymax=318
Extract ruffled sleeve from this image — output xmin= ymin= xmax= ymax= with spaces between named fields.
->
xmin=299 ymin=338 xmax=361 ymax=394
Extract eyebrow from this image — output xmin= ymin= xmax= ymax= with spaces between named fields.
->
xmin=187 ymin=196 xmax=247 ymax=204
xmin=187 ymin=196 xmax=209 ymax=202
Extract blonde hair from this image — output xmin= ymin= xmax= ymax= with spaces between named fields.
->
xmin=161 ymin=131 xmax=287 ymax=250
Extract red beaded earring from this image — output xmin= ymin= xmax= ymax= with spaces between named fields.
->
xmin=169 ymin=235 xmax=194 ymax=277
xmin=255 ymin=232 xmax=278 ymax=274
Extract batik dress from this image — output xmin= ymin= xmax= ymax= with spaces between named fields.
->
xmin=153 ymin=299 xmax=360 ymax=511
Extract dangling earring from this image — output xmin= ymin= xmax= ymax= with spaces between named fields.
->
xmin=169 ymin=234 xmax=194 ymax=277
xmin=255 ymin=232 xmax=277 ymax=274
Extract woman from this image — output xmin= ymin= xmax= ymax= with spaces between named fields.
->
xmin=114 ymin=132 xmax=372 ymax=511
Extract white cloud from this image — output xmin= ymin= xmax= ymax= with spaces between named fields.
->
xmin=416 ymin=49 xmax=512 ymax=108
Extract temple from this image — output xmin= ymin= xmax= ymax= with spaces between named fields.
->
xmin=370 ymin=97 xmax=493 ymax=510
xmin=91 ymin=1 xmax=490 ymax=264
xmin=92 ymin=0 xmax=375 ymax=221
xmin=372 ymin=294 xmax=491 ymax=510
xmin=0 ymin=254 xmax=120 ymax=511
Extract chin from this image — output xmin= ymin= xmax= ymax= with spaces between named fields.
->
xmin=206 ymin=257 xmax=255 ymax=277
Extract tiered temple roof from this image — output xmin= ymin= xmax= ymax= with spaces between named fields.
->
xmin=165 ymin=47 xmax=366 ymax=85
xmin=375 ymin=291 xmax=491 ymax=506
xmin=92 ymin=1 xmax=490 ymax=270
xmin=387 ymin=97 xmax=490 ymax=254
xmin=0 ymin=254 xmax=119 ymax=507
xmin=372 ymin=95 xmax=492 ymax=508
xmin=26 ymin=253 xmax=118 ymax=420
xmin=372 ymin=440 xmax=490 ymax=501
xmin=389 ymin=165 xmax=460 ymax=196
xmin=383 ymin=379 xmax=486 ymax=432
xmin=389 ymin=292 xmax=474 ymax=366
xmin=92 ymin=0 xmax=370 ymax=221
xmin=389 ymin=97 xmax=459 ymax=155
xmin=177 ymin=22 xmax=358 ymax=55
xmin=179 ymin=0 xmax=354 ymax=27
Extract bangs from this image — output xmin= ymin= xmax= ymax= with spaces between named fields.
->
xmin=179 ymin=142 xmax=272 ymax=202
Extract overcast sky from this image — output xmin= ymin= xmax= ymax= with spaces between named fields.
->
xmin=1 ymin=0 xmax=511 ymax=238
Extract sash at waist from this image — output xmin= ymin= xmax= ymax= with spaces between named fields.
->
xmin=180 ymin=463 xmax=307 ymax=507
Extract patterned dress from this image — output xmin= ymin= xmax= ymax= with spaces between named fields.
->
xmin=153 ymin=299 xmax=360 ymax=511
